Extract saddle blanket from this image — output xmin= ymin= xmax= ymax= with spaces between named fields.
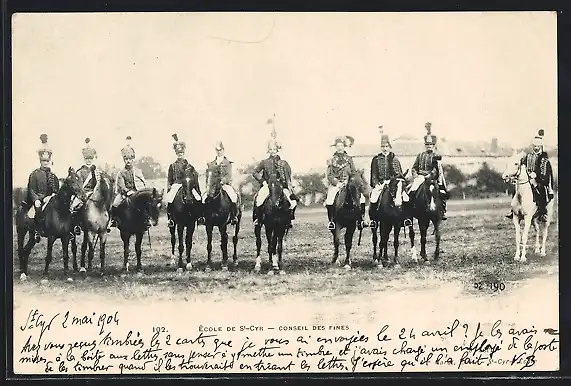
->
xmin=324 ymin=185 xmax=366 ymax=206
xmin=27 ymin=194 xmax=55 ymax=218
xmin=255 ymin=185 xmax=296 ymax=208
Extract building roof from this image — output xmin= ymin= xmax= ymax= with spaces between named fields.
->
xmin=351 ymin=137 xmax=514 ymax=157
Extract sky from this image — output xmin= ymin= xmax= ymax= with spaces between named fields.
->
xmin=11 ymin=12 xmax=557 ymax=186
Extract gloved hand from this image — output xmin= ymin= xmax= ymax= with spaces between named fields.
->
xmin=34 ymin=200 xmax=42 ymax=208
xmin=127 ymin=190 xmax=135 ymax=196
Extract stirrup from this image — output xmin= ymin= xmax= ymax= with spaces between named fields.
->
xmin=167 ymin=219 xmax=175 ymax=228
xmin=404 ymin=218 xmax=413 ymax=227
xmin=369 ymin=220 xmax=377 ymax=229
xmin=505 ymin=212 xmax=514 ymax=219
xmin=34 ymin=232 xmax=41 ymax=242
xmin=73 ymin=225 xmax=82 ymax=235
xmin=327 ymin=221 xmax=335 ymax=230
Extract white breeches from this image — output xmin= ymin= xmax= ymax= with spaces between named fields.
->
xmin=255 ymin=185 xmax=297 ymax=209
xmin=27 ymin=194 xmax=55 ymax=218
xmin=409 ymin=175 xmax=426 ymax=192
xmin=369 ymin=181 xmax=389 ymax=204
xmin=165 ymin=183 xmax=182 ymax=204
xmin=324 ymin=185 xmax=366 ymax=206
xmin=202 ymin=184 xmax=238 ymax=203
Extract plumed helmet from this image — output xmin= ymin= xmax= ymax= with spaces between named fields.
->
xmin=423 ymin=122 xmax=437 ymax=145
xmin=82 ymin=137 xmax=97 ymax=159
xmin=121 ymin=136 xmax=136 ymax=159
xmin=532 ymin=129 xmax=545 ymax=147
xmin=37 ymin=133 xmax=53 ymax=160
xmin=172 ymin=133 xmax=186 ymax=153
xmin=332 ymin=135 xmax=355 ymax=148
xmin=215 ymin=141 xmax=225 ymax=151
xmin=378 ymin=126 xmax=391 ymax=148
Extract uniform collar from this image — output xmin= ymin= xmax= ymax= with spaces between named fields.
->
xmin=335 ymin=151 xmax=347 ymax=156
xmin=269 ymin=155 xmax=281 ymax=160
xmin=39 ymin=166 xmax=51 ymax=172
xmin=378 ymin=152 xmax=390 ymax=157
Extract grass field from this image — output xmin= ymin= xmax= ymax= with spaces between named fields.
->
xmin=12 ymin=197 xmax=558 ymax=304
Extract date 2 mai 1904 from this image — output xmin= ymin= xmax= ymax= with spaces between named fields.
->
xmin=473 ymin=281 xmax=506 ymax=291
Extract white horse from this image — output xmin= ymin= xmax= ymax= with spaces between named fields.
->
xmin=502 ymin=154 xmax=554 ymax=262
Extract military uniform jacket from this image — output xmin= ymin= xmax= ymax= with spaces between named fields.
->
xmin=116 ymin=166 xmax=146 ymax=195
xmin=27 ymin=167 xmax=60 ymax=203
xmin=370 ymin=152 xmax=404 ymax=187
xmin=327 ymin=151 xmax=356 ymax=186
xmin=253 ymin=156 xmax=292 ymax=187
xmin=167 ymin=159 xmax=198 ymax=190
xmin=412 ymin=151 xmax=440 ymax=178
xmin=77 ymin=164 xmax=101 ymax=191
xmin=521 ymin=151 xmax=554 ymax=189
xmin=206 ymin=156 xmax=233 ymax=186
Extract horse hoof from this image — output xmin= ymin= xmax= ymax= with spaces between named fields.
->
xmin=80 ymin=267 xmax=86 ymax=273
xmin=185 ymin=263 xmax=192 ymax=271
xmin=279 ymin=270 xmax=286 ymax=275
xmin=344 ymin=264 xmax=351 ymax=270
xmin=40 ymin=278 xmax=49 ymax=284
xmin=20 ymin=273 xmax=27 ymax=281
xmin=67 ymin=277 xmax=74 ymax=282
xmin=540 ymin=251 xmax=547 ymax=257
xmin=136 ymin=271 xmax=144 ymax=277
xmin=176 ymin=267 xmax=183 ymax=275
xmin=520 ymin=257 xmax=527 ymax=263
xmin=534 ymin=248 xmax=541 ymax=254
xmin=254 ymin=264 xmax=261 ymax=273
xmin=394 ymin=264 xmax=402 ymax=270
xmin=267 ymin=270 xmax=274 ymax=276
xmin=222 ymin=266 xmax=229 ymax=272
xmin=205 ymin=266 xmax=212 ymax=273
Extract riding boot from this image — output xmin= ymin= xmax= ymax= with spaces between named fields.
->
xmin=358 ymin=203 xmax=367 ymax=230
xmin=230 ymin=202 xmax=239 ymax=225
xmin=166 ymin=203 xmax=175 ymax=228
xmin=369 ymin=202 xmax=378 ymax=228
xmin=109 ymin=206 xmax=118 ymax=228
xmin=326 ymin=205 xmax=335 ymax=230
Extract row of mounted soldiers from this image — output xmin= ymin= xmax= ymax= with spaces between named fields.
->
xmin=23 ymin=122 xmax=554 ymax=242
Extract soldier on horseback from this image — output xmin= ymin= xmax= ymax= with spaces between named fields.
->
xmin=325 ymin=135 xmax=367 ymax=230
xmin=252 ymin=137 xmax=299 ymax=229
xmin=26 ymin=134 xmax=60 ymax=242
xmin=404 ymin=122 xmax=449 ymax=220
xmin=72 ymin=137 xmax=101 ymax=236
xmin=109 ymin=136 xmax=150 ymax=228
xmin=369 ymin=129 xmax=405 ymax=226
xmin=165 ymin=133 xmax=203 ymax=228
xmin=506 ymin=129 xmax=554 ymax=221
xmin=203 ymin=141 xmax=240 ymax=225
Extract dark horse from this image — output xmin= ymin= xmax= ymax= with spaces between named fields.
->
xmin=369 ymin=172 xmax=415 ymax=268
xmin=330 ymin=170 xmax=369 ymax=270
xmin=254 ymin=176 xmax=291 ymax=275
xmin=115 ymin=187 xmax=163 ymax=274
xmin=203 ymin=170 xmax=242 ymax=272
xmin=15 ymin=167 xmax=87 ymax=280
xmin=168 ymin=167 xmax=202 ymax=272
xmin=407 ymin=175 xmax=444 ymax=262
xmin=70 ymin=168 xmax=114 ymax=276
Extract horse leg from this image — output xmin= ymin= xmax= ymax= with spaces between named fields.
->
xmin=254 ymin=224 xmax=262 ymax=272
xmin=186 ymin=222 xmax=195 ymax=271
xmin=332 ymin=228 xmax=341 ymax=266
xmin=343 ymin=225 xmax=355 ymax=270
xmin=17 ymin=229 xmax=26 ymax=277
xmin=371 ymin=221 xmax=379 ymax=265
xmin=121 ymin=231 xmax=130 ymax=273
xmin=433 ymin=220 xmax=441 ymax=260
xmin=232 ymin=219 xmax=240 ymax=266
xmin=418 ymin=218 xmax=429 ymax=262
xmin=135 ymin=232 xmax=144 ymax=274
xmin=169 ymin=223 xmax=176 ymax=267
xmin=277 ymin=231 xmax=285 ymax=274
xmin=21 ymin=229 xmax=36 ymax=278
xmin=206 ymin=223 xmax=214 ymax=271
xmin=380 ymin=222 xmax=390 ymax=267
xmin=99 ymin=232 xmax=107 ymax=277
xmin=87 ymin=232 xmax=96 ymax=272
xmin=220 ymin=225 xmax=229 ymax=271
xmin=177 ymin=224 xmax=185 ymax=269
xmin=409 ymin=219 xmax=418 ymax=262
xmin=265 ymin=226 xmax=275 ymax=273
xmin=44 ymin=236 xmax=55 ymax=277
xmin=393 ymin=224 xmax=401 ymax=267
xmin=80 ymin=232 xmax=88 ymax=271
xmin=520 ymin=216 xmax=533 ymax=263
xmin=533 ymin=219 xmax=541 ymax=254
xmin=269 ymin=229 xmax=279 ymax=274
xmin=512 ymin=213 xmax=521 ymax=261
xmin=62 ymin=236 xmax=71 ymax=279
xmin=540 ymin=216 xmax=550 ymax=257
xmin=70 ymin=236 xmax=78 ymax=272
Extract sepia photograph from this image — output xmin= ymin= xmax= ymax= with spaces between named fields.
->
xmin=10 ymin=11 xmax=559 ymax=375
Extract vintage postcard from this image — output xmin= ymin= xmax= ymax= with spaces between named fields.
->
xmin=10 ymin=11 xmax=559 ymax=375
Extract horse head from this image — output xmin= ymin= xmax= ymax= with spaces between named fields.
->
xmin=344 ymin=169 xmax=367 ymax=208
xmin=205 ymin=169 xmax=221 ymax=201
xmin=415 ymin=174 xmax=441 ymax=214
xmin=132 ymin=188 xmax=163 ymax=226
xmin=181 ymin=167 xmax=200 ymax=205
xmin=503 ymin=152 xmax=527 ymax=184
xmin=62 ymin=167 xmax=87 ymax=210
xmin=267 ymin=176 xmax=288 ymax=212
